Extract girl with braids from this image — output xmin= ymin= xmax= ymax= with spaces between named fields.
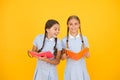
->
xmin=61 ymin=15 xmax=90 ymax=80
xmin=28 ymin=19 xmax=62 ymax=80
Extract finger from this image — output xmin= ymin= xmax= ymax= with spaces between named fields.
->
xmin=38 ymin=57 xmax=43 ymax=60
xmin=28 ymin=50 xmax=31 ymax=53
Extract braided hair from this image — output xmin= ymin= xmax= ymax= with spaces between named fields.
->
xmin=66 ymin=15 xmax=84 ymax=49
xmin=38 ymin=19 xmax=59 ymax=58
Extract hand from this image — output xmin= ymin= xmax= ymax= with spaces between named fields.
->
xmin=61 ymin=53 xmax=69 ymax=60
xmin=38 ymin=55 xmax=49 ymax=62
xmin=28 ymin=50 xmax=39 ymax=58
xmin=28 ymin=50 xmax=31 ymax=54
xmin=27 ymin=50 xmax=33 ymax=57
xmin=84 ymin=52 xmax=90 ymax=58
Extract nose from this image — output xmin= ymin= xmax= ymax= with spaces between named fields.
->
xmin=72 ymin=24 xmax=76 ymax=27
xmin=57 ymin=29 xmax=60 ymax=34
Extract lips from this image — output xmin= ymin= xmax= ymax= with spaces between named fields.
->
xmin=71 ymin=29 xmax=77 ymax=32
xmin=54 ymin=34 xmax=57 ymax=36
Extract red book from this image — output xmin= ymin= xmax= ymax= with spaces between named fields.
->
xmin=28 ymin=51 xmax=54 ymax=58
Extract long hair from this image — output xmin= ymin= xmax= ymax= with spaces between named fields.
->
xmin=66 ymin=15 xmax=84 ymax=49
xmin=38 ymin=19 xmax=59 ymax=58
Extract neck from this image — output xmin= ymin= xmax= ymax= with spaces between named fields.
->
xmin=46 ymin=34 xmax=52 ymax=39
xmin=70 ymin=32 xmax=78 ymax=37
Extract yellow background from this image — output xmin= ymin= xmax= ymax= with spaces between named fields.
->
xmin=0 ymin=0 xmax=120 ymax=80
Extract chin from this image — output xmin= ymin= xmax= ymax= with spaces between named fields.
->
xmin=53 ymin=35 xmax=57 ymax=38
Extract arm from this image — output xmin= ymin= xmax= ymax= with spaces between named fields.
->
xmin=61 ymin=49 xmax=68 ymax=60
xmin=29 ymin=45 xmax=61 ymax=65
xmin=83 ymin=36 xmax=90 ymax=58
xmin=28 ymin=45 xmax=38 ymax=58
xmin=32 ymin=45 xmax=38 ymax=52
xmin=40 ymin=50 xmax=61 ymax=65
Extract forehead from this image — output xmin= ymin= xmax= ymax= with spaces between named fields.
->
xmin=68 ymin=18 xmax=79 ymax=23
xmin=51 ymin=24 xmax=60 ymax=28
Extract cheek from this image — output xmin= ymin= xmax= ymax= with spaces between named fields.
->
xmin=68 ymin=26 xmax=72 ymax=30
xmin=51 ymin=30 xmax=56 ymax=34
xmin=51 ymin=31 xmax=54 ymax=34
xmin=57 ymin=31 xmax=60 ymax=34
xmin=48 ymin=30 xmax=52 ymax=35
xmin=74 ymin=25 xmax=79 ymax=30
xmin=76 ymin=26 xmax=79 ymax=30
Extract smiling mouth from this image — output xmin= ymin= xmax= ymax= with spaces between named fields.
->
xmin=54 ymin=34 xmax=58 ymax=36
xmin=71 ymin=29 xmax=76 ymax=31
xmin=54 ymin=34 xmax=57 ymax=36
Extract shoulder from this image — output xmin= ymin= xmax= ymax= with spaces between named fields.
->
xmin=82 ymin=35 xmax=88 ymax=40
xmin=56 ymin=38 xmax=62 ymax=44
xmin=34 ymin=34 xmax=44 ymax=40
xmin=57 ymin=38 xmax=61 ymax=42
xmin=61 ymin=36 xmax=67 ymax=42
xmin=82 ymin=35 xmax=89 ymax=44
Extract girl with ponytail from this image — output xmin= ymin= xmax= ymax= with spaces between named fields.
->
xmin=28 ymin=19 xmax=62 ymax=80
xmin=61 ymin=15 xmax=90 ymax=80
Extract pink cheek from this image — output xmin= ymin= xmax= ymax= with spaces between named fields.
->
xmin=57 ymin=31 xmax=60 ymax=33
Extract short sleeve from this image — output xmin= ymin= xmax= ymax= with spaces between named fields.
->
xmin=56 ymin=39 xmax=62 ymax=51
xmin=33 ymin=35 xmax=41 ymax=48
xmin=61 ymin=38 xmax=66 ymax=49
xmin=83 ymin=36 xmax=89 ymax=48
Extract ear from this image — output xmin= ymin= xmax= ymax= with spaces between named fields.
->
xmin=46 ymin=29 xmax=50 ymax=33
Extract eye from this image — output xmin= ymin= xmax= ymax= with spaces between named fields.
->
xmin=54 ymin=28 xmax=57 ymax=31
xmin=75 ymin=22 xmax=78 ymax=25
xmin=69 ymin=23 xmax=73 ymax=26
xmin=54 ymin=27 xmax=60 ymax=32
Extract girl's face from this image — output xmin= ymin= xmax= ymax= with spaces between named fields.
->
xmin=46 ymin=24 xmax=60 ymax=38
xmin=68 ymin=18 xmax=80 ymax=34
